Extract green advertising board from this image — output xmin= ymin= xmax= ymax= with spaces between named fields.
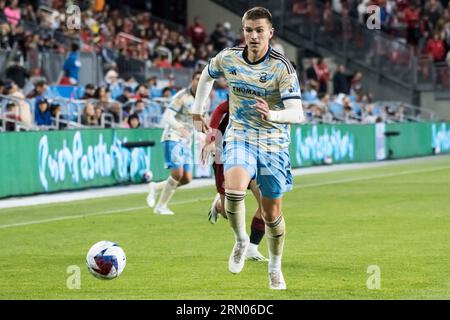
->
xmin=1 ymin=123 xmax=449 ymax=199
xmin=0 ymin=128 xmax=170 ymax=198
xmin=289 ymin=124 xmax=376 ymax=167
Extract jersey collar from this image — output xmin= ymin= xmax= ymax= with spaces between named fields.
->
xmin=243 ymin=45 xmax=272 ymax=65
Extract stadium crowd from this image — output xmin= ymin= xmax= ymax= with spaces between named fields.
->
xmin=0 ymin=0 xmax=423 ymax=132
xmin=293 ymin=0 xmax=450 ymax=65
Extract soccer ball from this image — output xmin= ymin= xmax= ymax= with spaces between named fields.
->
xmin=143 ymin=170 xmax=153 ymax=182
xmin=86 ymin=240 xmax=126 ymax=280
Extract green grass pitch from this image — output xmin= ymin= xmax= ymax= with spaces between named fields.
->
xmin=0 ymin=156 xmax=449 ymax=299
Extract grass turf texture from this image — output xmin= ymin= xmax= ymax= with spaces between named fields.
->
xmin=0 ymin=156 xmax=449 ymax=299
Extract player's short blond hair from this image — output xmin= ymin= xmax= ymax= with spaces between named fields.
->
xmin=242 ymin=7 xmax=272 ymax=26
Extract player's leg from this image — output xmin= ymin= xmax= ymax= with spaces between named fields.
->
xmin=154 ymin=167 xmax=182 ymax=215
xmin=246 ymin=180 xmax=268 ymax=261
xmin=178 ymin=169 xmax=192 ymax=186
xmin=147 ymin=180 xmax=167 ymax=208
xmin=261 ymin=197 xmax=286 ymax=290
xmin=208 ymin=163 xmax=226 ymax=224
xmin=153 ymin=141 xmax=185 ymax=215
xmin=223 ymin=141 xmax=256 ymax=274
xmin=257 ymin=150 xmax=292 ymax=290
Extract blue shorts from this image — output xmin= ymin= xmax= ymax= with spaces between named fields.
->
xmin=163 ymin=140 xmax=193 ymax=172
xmin=223 ymin=140 xmax=293 ymax=199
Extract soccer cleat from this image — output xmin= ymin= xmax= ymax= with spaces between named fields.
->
xmin=208 ymin=193 xmax=221 ymax=224
xmin=146 ymin=182 xmax=157 ymax=208
xmin=228 ymin=239 xmax=249 ymax=274
xmin=268 ymin=270 xmax=287 ymax=290
xmin=154 ymin=206 xmax=174 ymax=215
xmin=246 ymin=248 xmax=269 ymax=262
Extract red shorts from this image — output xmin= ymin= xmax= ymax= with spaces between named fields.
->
xmin=212 ymin=162 xmax=225 ymax=195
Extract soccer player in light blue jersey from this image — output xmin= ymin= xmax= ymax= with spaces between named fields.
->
xmin=147 ymin=71 xmax=204 ymax=215
xmin=191 ymin=7 xmax=305 ymax=290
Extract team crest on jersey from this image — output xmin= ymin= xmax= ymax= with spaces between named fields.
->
xmin=259 ymin=72 xmax=268 ymax=83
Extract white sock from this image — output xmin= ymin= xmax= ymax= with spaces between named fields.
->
xmin=268 ymin=254 xmax=282 ymax=272
xmin=224 ymin=189 xmax=248 ymax=243
xmin=156 ymin=176 xmax=179 ymax=208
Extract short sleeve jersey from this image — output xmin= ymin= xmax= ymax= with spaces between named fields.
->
xmin=208 ymin=46 xmax=302 ymax=152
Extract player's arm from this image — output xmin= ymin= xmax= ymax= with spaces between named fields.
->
xmin=192 ymin=50 xmax=226 ymax=131
xmin=255 ymin=97 xmax=305 ymax=124
xmin=206 ymin=100 xmax=229 ymax=143
xmin=162 ymin=108 xmax=183 ymax=129
xmin=191 ymin=67 xmax=215 ymax=132
xmin=255 ymin=62 xmax=305 ymax=124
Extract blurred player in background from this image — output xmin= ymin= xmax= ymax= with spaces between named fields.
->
xmin=147 ymin=71 xmax=204 ymax=215
xmin=202 ymin=99 xmax=267 ymax=261
xmin=192 ymin=7 xmax=305 ymax=290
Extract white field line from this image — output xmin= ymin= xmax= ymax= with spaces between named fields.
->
xmin=0 ymin=165 xmax=448 ymax=230
xmin=1 ymin=155 xmax=448 ymax=210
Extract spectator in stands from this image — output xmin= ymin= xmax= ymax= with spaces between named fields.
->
xmin=50 ymin=102 xmax=66 ymax=129
xmin=124 ymin=76 xmax=138 ymax=92
xmin=134 ymin=83 xmax=150 ymax=100
xmin=4 ymin=79 xmax=32 ymax=127
xmin=350 ymin=71 xmax=364 ymax=96
xmin=362 ymin=104 xmax=379 ymax=124
xmin=172 ymin=55 xmax=184 ymax=69
xmin=26 ymin=80 xmax=47 ymax=99
xmin=4 ymin=101 xmax=19 ymax=131
xmin=443 ymin=20 xmax=450 ymax=51
xmin=314 ymin=57 xmax=330 ymax=94
xmin=62 ymin=42 xmax=81 ymax=85
xmin=106 ymin=101 xmax=122 ymax=124
xmin=81 ymin=102 xmax=98 ymax=126
xmin=393 ymin=104 xmax=405 ymax=122
xmin=35 ymin=98 xmax=52 ymax=126
xmin=115 ymin=86 xmax=133 ymax=104
xmin=147 ymin=76 xmax=162 ymax=98
xmin=332 ymin=64 xmax=352 ymax=95
xmin=305 ymin=58 xmax=318 ymax=82
xmin=403 ymin=2 xmax=421 ymax=48
xmin=181 ymin=49 xmax=197 ymax=68
xmin=133 ymin=99 xmax=147 ymax=126
xmin=425 ymin=31 xmax=447 ymax=62
xmin=210 ymin=23 xmax=228 ymax=53
xmin=424 ymin=0 xmax=444 ymax=28
xmin=5 ymin=54 xmax=29 ymax=89
xmin=223 ymin=22 xmax=237 ymax=48
xmin=188 ymin=16 xmax=207 ymax=49
xmin=3 ymin=0 xmax=21 ymax=27
xmin=127 ymin=113 xmax=140 ymax=128
xmin=94 ymin=105 xmax=104 ymax=125
xmin=83 ymin=83 xmax=97 ymax=99
xmin=161 ymin=87 xmax=173 ymax=98
xmin=153 ymin=52 xmax=172 ymax=68
xmin=0 ymin=22 xmax=12 ymax=50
